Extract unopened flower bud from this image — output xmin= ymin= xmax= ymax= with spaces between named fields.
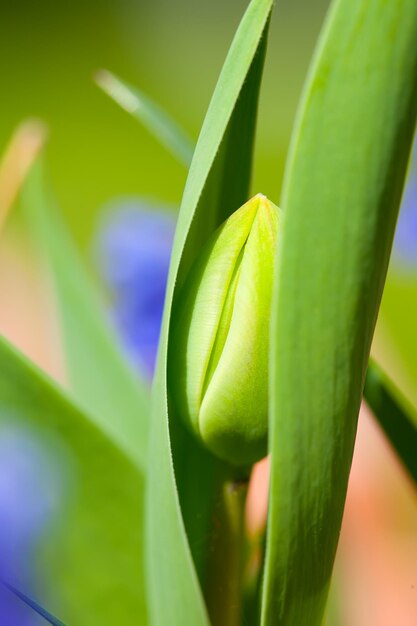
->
xmin=169 ymin=194 xmax=279 ymax=466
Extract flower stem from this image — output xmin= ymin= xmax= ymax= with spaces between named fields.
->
xmin=205 ymin=474 xmax=249 ymax=626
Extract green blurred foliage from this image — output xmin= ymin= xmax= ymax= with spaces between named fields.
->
xmin=0 ymin=0 xmax=328 ymax=245
xmin=378 ymin=273 xmax=417 ymax=408
xmin=1 ymin=0 xmax=416 ymax=405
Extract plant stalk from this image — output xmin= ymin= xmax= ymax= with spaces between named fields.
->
xmin=205 ymin=475 xmax=249 ymax=626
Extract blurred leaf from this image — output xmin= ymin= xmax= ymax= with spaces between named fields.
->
xmin=379 ymin=275 xmax=417 ymax=408
xmin=146 ymin=1 xmax=273 ymax=624
xmin=21 ymin=160 xmax=149 ymax=471
xmin=95 ymin=70 xmax=194 ymax=168
xmin=365 ymin=360 xmax=417 ymax=485
xmin=263 ymin=1 xmax=417 ymax=625
xmin=0 ymin=336 xmax=147 ymax=624
xmin=1 ymin=581 xmax=67 ymax=626
xmin=0 ymin=122 xmax=47 ymax=232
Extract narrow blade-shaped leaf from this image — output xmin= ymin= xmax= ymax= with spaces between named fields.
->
xmin=1 ymin=581 xmax=67 ymax=626
xmin=95 ymin=70 xmax=194 ymax=167
xmin=20 ymin=160 xmax=149 ymax=471
xmin=263 ymin=1 xmax=417 ymax=625
xmin=0 ymin=121 xmax=46 ymax=231
xmin=365 ymin=360 xmax=417 ymax=485
xmin=146 ymin=1 xmax=274 ymax=624
xmin=0 ymin=336 xmax=147 ymax=624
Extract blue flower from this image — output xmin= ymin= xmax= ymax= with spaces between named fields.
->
xmin=0 ymin=424 xmax=63 ymax=625
xmin=95 ymin=199 xmax=176 ymax=379
xmin=393 ymin=137 xmax=417 ymax=267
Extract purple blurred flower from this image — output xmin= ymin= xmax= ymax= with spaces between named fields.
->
xmin=0 ymin=424 xmax=63 ymax=625
xmin=96 ymin=199 xmax=176 ymax=379
xmin=393 ymin=137 xmax=417 ymax=267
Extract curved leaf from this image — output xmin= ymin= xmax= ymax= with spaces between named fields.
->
xmin=20 ymin=160 xmax=149 ymax=471
xmin=95 ymin=70 xmax=194 ymax=168
xmin=146 ymin=1 xmax=274 ymax=624
xmin=263 ymin=1 xmax=417 ymax=624
xmin=0 ymin=336 xmax=147 ymax=624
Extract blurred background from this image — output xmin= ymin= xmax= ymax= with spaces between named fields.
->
xmin=0 ymin=0 xmax=416 ymax=624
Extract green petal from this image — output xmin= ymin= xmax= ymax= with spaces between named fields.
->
xmin=170 ymin=197 xmax=257 ymax=433
xmin=201 ymin=196 xmax=279 ymax=465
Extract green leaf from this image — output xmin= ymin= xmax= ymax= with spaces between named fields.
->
xmin=95 ymin=70 xmax=194 ymax=167
xmin=364 ymin=361 xmax=417 ymax=485
xmin=263 ymin=1 xmax=417 ymax=625
xmin=0 ymin=336 xmax=147 ymax=624
xmin=0 ymin=121 xmax=46 ymax=232
xmin=145 ymin=1 xmax=273 ymax=624
xmin=20 ymin=160 xmax=149 ymax=471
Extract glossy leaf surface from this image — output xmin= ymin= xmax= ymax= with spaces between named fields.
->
xmin=146 ymin=1 xmax=273 ymax=624
xmin=263 ymin=1 xmax=417 ymax=624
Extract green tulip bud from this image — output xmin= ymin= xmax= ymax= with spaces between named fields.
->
xmin=169 ymin=194 xmax=280 ymax=466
